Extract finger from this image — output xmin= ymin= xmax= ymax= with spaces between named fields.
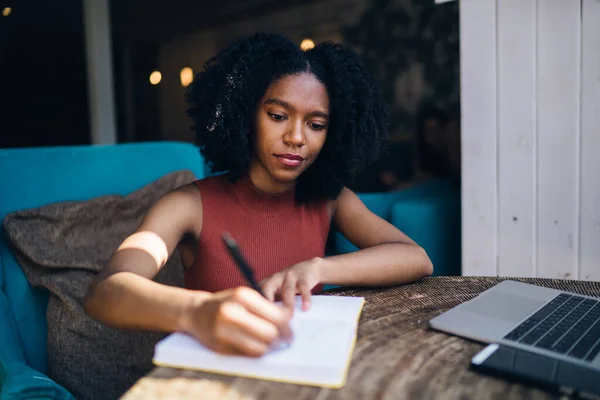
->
xmin=232 ymin=287 xmax=293 ymax=342
xmin=218 ymin=301 xmax=279 ymax=346
xmin=216 ymin=324 xmax=270 ymax=357
xmin=281 ymin=277 xmax=297 ymax=312
xmin=208 ymin=341 xmax=239 ymax=356
xmin=260 ymin=278 xmax=280 ymax=302
xmin=298 ymin=281 xmax=311 ymax=311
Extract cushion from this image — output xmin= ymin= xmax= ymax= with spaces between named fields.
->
xmin=3 ymin=170 xmax=195 ymax=400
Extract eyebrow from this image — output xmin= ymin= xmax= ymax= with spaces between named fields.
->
xmin=264 ymin=98 xmax=329 ymax=119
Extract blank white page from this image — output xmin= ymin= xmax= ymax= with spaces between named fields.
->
xmin=153 ymin=295 xmax=365 ymax=388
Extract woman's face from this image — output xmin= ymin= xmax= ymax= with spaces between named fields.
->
xmin=249 ymin=73 xmax=330 ymax=193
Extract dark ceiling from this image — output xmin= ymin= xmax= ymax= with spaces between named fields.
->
xmin=111 ymin=0 xmax=315 ymax=43
xmin=0 ymin=0 xmax=327 ymax=147
xmin=0 ymin=0 xmax=318 ymax=45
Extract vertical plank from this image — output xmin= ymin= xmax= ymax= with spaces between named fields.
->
xmin=579 ymin=0 xmax=600 ymax=281
xmin=83 ymin=0 xmax=117 ymax=144
xmin=459 ymin=0 xmax=498 ymax=276
xmin=537 ymin=0 xmax=581 ymax=279
xmin=497 ymin=0 xmax=536 ymax=277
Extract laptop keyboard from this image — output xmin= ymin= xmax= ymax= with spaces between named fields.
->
xmin=503 ymin=293 xmax=600 ymax=362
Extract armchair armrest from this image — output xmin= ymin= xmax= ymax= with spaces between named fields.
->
xmin=391 ymin=191 xmax=461 ymax=276
xmin=0 ymin=292 xmax=74 ymax=399
xmin=1 ymin=363 xmax=74 ymax=400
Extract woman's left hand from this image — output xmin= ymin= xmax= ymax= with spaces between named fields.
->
xmin=260 ymin=258 xmax=323 ymax=312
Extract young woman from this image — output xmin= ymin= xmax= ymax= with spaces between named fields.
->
xmin=84 ymin=32 xmax=432 ymax=358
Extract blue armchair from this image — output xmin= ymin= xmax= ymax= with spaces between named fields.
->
xmin=0 ymin=142 xmax=206 ymax=398
xmin=331 ymin=179 xmax=461 ymax=277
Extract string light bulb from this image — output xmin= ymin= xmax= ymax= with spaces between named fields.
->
xmin=149 ymin=71 xmax=162 ymax=85
xmin=180 ymin=67 xmax=193 ymax=87
xmin=300 ymin=38 xmax=315 ymax=51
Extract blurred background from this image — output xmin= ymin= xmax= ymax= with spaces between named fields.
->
xmin=0 ymin=0 xmax=461 ymax=193
xmin=1 ymin=0 xmax=598 ymax=283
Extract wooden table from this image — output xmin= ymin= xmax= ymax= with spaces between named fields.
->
xmin=121 ymin=276 xmax=600 ymax=400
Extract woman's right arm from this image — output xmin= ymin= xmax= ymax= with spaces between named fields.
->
xmin=84 ymin=183 xmax=292 ymax=356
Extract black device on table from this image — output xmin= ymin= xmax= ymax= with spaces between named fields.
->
xmin=471 ymin=342 xmax=600 ymax=398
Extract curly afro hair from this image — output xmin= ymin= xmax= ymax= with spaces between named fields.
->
xmin=186 ymin=32 xmax=388 ymax=204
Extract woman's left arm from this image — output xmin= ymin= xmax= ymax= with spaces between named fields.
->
xmin=261 ymin=188 xmax=434 ymax=310
xmin=320 ymin=187 xmax=433 ymax=287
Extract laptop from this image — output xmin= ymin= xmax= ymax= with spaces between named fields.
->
xmin=429 ymin=280 xmax=600 ymax=394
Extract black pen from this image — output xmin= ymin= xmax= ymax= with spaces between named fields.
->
xmin=222 ymin=232 xmax=294 ymax=348
xmin=221 ymin=232 xmax=264 ymax=296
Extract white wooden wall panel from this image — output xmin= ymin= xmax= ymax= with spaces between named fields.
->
xmin=536 ymin=0 xmax=581 ymax=279
xmin=459 ymin=0 xmax=498 ymax=276
xmin=579 ymin=0 xmax=600 ymax=281
xmin=497 ymin=0 xmax=537 ymax=277
xmin=460 ymin=0 xmax=598 ymax=279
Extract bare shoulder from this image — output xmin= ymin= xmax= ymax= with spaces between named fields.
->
xmin=330 ymin=186 xmax=360 ymax=215
xmin=158 ymin=182 xmax=203 ymax=213
xmin=140 ymin=181 xmax=204 ymax=239
xmin=169 ymin=181 xmax=204 ymax=203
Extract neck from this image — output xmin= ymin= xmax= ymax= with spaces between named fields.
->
xmin=247 ymin=162 xmax=295 ymax=195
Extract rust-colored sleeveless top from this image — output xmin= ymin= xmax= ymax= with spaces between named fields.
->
xmin=185 ymin=174 xmax=330 ymax=293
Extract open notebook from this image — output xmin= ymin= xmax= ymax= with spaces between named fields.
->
xmin=153 ymin=295 xmax=365 ymax=388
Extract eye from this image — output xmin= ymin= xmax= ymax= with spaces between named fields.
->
xmin=267 ymin=112 xmax=286 ymax=121
xmin=309 ymin=122 xmax=327 ymax=131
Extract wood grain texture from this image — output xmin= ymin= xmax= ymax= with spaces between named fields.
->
xmin=121 ymin=277 xmax=600 ymax=400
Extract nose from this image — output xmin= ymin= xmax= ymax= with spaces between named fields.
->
xmin=283 ymin=120 xmax=306 ymax=147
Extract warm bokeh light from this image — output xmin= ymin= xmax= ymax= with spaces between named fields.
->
xmin=2 ymin=7 xmax=12 ymax=17
xmin=180 ymin=67 xmax=193 ymax=87
xmin=300 ymin=38 xmax=315 ymax=51
xmin=149 ymin=71 xmax=162 ymax=85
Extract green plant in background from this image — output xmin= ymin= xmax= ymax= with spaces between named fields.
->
xmin=342 ymin=0 xmax=459 ymax=188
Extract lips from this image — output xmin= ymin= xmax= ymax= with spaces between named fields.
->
xmin=278 ymin=153 xmax=304 ymax=161
xmin=275 ymin=153 xmax=305 ymax=167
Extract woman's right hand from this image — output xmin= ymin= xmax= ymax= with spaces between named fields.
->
xmin=182 ymin=287 xmax=293 ymax=357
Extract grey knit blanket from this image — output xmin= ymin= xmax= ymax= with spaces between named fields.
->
xmin=3 ymin=170 xmax=195 ymax=399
